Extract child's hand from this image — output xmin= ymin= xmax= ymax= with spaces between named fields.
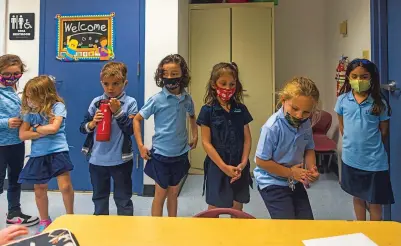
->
xmin=0 ymin=225 xmax=28 ymax=245
xmin=8 ymin=117 xmax=22 ymax=128
xmin=139 ymin=145 xmax=151 ymax=160
xmin=222 ymin=164 xmax=241 ymax=178
xmin=89 ymin=110 xmax=104 ymax=129
xmin=189 ymin=136 xmax=198 ymax=149
xmin=230 ymin=162 xmax=246 ymax=183
xmin=109 ymin=98 xmax=121 ymax=114
xmin=290 ymin=164 xmax=308 ymax=183
xmin=307 ymin=166 xmax=320 ymax=183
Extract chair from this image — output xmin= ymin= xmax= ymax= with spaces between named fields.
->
xmin=194 ymin=208 xmax=256 ymax=219
xmin=312 ymin=110 xmax=337 ymax=173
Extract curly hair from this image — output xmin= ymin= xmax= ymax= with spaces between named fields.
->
xmin=154 ymin=54 xmax=190 ymax=89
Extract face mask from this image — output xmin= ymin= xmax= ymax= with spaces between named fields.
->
xmin=216 ymin=87 xmax=236 ymax=102
xmin=163 ymin=78 xmax=181 ymax=90
xmin=349 ymin=79 xmax=371 ymax=93
xmin=285 ymin=112 xmax=308 ymax=128
xmin=0 ymin=75 xmax=21 ymax=87
xmin=27 ymin=99 xmax=38 ymax=109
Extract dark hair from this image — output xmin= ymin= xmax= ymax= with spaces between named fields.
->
xmin=154 ymin=54 xmax=190 ymax=89
xmin=0 ymin=54 xmax=26 ymax=73
xmin=339 ymin=58 xmax=391 ymax=116
xmin=204 ymin=62 xmax=244 ymax=105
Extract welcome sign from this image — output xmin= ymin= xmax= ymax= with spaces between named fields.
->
xmin=55 ymin=13 xmax=115 ymax=62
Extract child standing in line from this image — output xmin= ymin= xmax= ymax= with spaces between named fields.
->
xmin=134 ymin=54 xmax=198 ymax=217
xmin=197 ymin=62 xmax=253 ymax=211
xmin=19 ymin=75 xmax=74 ymax=233
xmin=0 ymin=54 xmax=39 ymax=226
xmin=335 ymin=59 xmax=394 ymax=221
xmin=254 ymin=77 xmax=320 ymax=220
xmin=80 ymin=62 xmax=138 ymax=216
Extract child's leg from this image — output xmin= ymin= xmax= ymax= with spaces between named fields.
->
xmin=292 ymin=183 xmax=314 ymax=220
xmin=111 ymin=161 xmax=134 ymax=216
xmin=4 ymin=143 xmax=24 ymax=214
xmin=232 ymin=201 xmax=243 ymax=211
xmin=166 ymin=185 xmax=180 ymax=217
xmin=368 ymin=204 xmax=382 ymax=221
xmin=258 ymin=185 xmax=296 ymax=219
xmin=152 ymin=184 xmax=168 ymax=216
xmin=34 ymin=184 xmax=49 ymax=220
xmin=56 ymin=172 xmax=74 ymax=214
xmin=89 ymin=164 xmax=111 ymax=215
xmin=353 ymin=196 xmax=367 ymax=221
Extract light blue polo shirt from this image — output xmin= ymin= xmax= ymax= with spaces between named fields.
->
xmin=23 ymin=102 xmax=69 ymax=157
xmin=139 ymin=87 xmax=195 ymax=157
xmin=334 ymin=92 xmax=390 ymax=171
xmin=253 ymin=107 xmax=315 ymax=189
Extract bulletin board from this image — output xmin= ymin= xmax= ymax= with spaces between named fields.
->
xmin=55 ymin=13 xmax=115 ymax=62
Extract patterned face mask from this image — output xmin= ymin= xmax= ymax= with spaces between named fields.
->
xmin=216 ymin=87 xmax=235 ymax=101
xmin=0 ymin=73 xmax=22 ymax=87
xmin=163 ymin=77 xmax=181 ymax=90
xmin=285 ymin=112 xmax=308 ymax=128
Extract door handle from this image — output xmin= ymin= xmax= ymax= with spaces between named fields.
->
xmin=381 ymin=80 xmax=400 ymax=92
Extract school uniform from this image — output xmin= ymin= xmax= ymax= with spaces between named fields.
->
xmin=335 ymin=92 xmax=394 ymax=205
xmin=197 ymin=101 xmax=253 ymax=208
xmin=19 ymin=102 xmax=74 ymax=184
xmin=80 ymin=92 xmax=138 ymax=216
xmin=140 ymin=87 xmax=194 ymax=189
xmin=254 ymin=107 xmax=314 ymax=220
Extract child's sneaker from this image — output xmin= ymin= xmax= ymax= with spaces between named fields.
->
xmin=6 ymin=211 xmax=39 ymax=227
xmin=37 ymin=219 xmax=52 ymax=234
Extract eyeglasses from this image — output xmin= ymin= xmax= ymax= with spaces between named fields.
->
xmin=0 ymin=72 xmax=23 ymax=78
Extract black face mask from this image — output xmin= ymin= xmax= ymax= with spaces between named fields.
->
xmin=163 ymin=78 xmax=181 ymax=90
xmin=285 ymin=112 xmax=308 ymax=128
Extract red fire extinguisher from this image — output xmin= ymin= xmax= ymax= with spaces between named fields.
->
xmin=335 ymin=56 xmax=349 ymax=97
xmin=96 ymin=100 xmax=112 ymax=142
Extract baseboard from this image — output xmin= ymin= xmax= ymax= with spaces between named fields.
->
xmin=140 ymin=173 xmax=189 ymax=197
xmin=2 ymin=180 xmax=34 ymax=191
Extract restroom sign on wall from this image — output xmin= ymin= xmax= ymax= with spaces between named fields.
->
xmin=9 ymin=13 xmax=35 ymax=40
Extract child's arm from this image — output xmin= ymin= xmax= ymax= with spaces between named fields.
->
xmin=338 ymin=114 xmax=344 ymax=135
xmin=19 ymin=122 xmax=41 ymax=140
xmin=188 ymin=115 xmax=198 ymax=149
xmin=239 ymin=124 xmax=252 ymax=169
xmin=201 ymin=125 xmax=240 ymax=178
xmin=110 ymin=98 xmax=137 ymax=136
xmin=35 ymin=116 xmax=63 ymax=135
xmin=256 ymin=158 xmax=307 ymax=183
xmin=134 ymin=114 xmax=150 ymax=160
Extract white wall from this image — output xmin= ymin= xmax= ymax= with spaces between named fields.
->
xmin=0 ymin=0 xmax=6 ymax=55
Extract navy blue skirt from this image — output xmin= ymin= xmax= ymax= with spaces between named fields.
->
xmin=18 ymin=151 xmax=74 ymax=184
xmin=341 ymin=161 xmax=394 ymax=205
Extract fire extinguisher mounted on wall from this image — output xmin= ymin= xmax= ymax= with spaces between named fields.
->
xmin=336 ymin=55 xmax=349 ymax=97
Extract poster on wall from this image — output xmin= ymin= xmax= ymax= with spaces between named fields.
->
xmin=55 ymin=13 xmax=115 ymax=62
xmin=9 ymin=13 xmax=35 ymax=40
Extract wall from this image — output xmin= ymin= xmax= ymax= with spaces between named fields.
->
xmin=0 ymin=0 xmax=5 ymax=55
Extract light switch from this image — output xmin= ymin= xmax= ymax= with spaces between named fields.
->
xmin=340 ymin=21 xmax=347 ymax=37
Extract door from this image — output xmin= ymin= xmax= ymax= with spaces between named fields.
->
xmin=373 ymin=0 xmax=401 ymax=221
xmin=39 ymin=0 xmax=144 ymax=193
xmin=189 ymin=7 xmax=231 ymax=174
xmin=231 ymin=6 xmax=274 ymax=171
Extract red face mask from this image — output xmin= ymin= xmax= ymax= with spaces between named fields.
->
xmin=216 ymin=87 xmax=236 ymax=101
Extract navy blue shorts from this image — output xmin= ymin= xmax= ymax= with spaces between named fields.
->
xmin=144 ymin=150 xmax=190 ymax=189
xmin=341 ymin=161 xmax=394 ymax=205
xmin=258 ymin=182 xmax=314 ymax=220
xmin=204 ymin=158 xmax=252 ymax=208
xmin=18 ymin=151 xmax=74 ymax=184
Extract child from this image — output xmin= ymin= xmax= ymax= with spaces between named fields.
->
xmin=0 ymin=54 xmax=39 ymax=226
xmin=19 ymin=75 xmax=74 ymax=233
xmin=254 ymin=77 xmax=320 ymax=220
xmin=335 ymin=58 xmax=394 ymax=221
xmin=197 ymin=62 xmax=253 ymax=211
xmin=134 ymin=54 xmax=198 ymax=217
xmin=0 ymin=225 xmax=28 ymax=245
xmin=80 ymin=62 xmax=137 ymax=216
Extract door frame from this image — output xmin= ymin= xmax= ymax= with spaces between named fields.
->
xmin=370 ymin=0 xmax=391 ymax=221
xmin=37 ymin=0 xmax=146 ymax=195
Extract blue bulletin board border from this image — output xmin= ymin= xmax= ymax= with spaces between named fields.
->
xmin=55 ymin=12 xmax=115 ymax=62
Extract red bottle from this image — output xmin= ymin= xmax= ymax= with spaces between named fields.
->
xmin=96 ymin=100 xmax=112 ymax=142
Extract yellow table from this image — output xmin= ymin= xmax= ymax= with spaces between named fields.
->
xmin=46 ymin=215 xmax=401 ymax=246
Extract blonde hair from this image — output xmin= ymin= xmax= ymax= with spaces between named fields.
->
xmin=100 ymin=61 xmax=127 ymax=81
xmin=21 ymin=75 xmax=64 ymax=117
xmin=0 ymin=54 xmax=26 ymax=73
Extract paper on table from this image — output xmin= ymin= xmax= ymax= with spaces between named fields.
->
xmin=303 ymin=233 xmax=378 ymax=246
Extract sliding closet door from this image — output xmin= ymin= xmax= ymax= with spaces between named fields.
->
xmin=232 ymin=6 xmax=274 ymax=171
xmin=189 ymin=8 xmax=231 ymax=173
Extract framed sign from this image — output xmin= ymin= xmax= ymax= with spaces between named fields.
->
xmin=55 ymin=13 xmax=115 ymax=62
xmin=9 ymin=13 xmax=35 ymax=40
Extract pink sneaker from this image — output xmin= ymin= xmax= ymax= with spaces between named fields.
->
xmin=37 ymin=219 xmax=52 ymax=234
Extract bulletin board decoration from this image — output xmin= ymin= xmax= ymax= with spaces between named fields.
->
xmin=55 ymin=13 xmax=115 ymax=62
